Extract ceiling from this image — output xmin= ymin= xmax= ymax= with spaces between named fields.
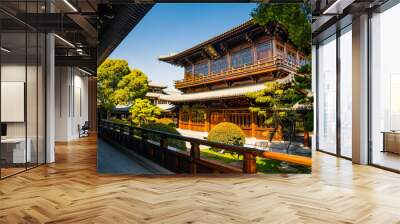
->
xmin=311 ymin=0 xmax=391 ymax=42
xmin=0 ymin=0 xmax=153 ymax=74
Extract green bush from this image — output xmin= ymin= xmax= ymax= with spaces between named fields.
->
xmin=158 ymin=118 xmax=176 ymax=128
xmin=208 ymin=122 xmax=246 ymax=147
xmin=304 ymin=111 xmax=313 ymax=132
xmin=110 ymin=118 xmax=130 ymax=125
xmin=141 ymin=122 xmax=186 ymax=151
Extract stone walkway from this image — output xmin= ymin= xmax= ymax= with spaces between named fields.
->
xmin=97 ymin=138 xmax=173 ymax=174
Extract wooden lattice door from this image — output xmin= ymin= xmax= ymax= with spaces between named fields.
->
xmin=210 ymin=111 xmax=224 ymax=129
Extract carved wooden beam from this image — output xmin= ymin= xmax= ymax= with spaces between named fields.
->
xmin=204 ymin=44 xmax=220 ymax=60
xmin=200 ymin=50 xmax=209 ymax=60
xmin=183 ymin=57 xmax=193 ymax=65
xmin=245 ymin=32 xmax=253 ymax=43
xmin=264 ymin=25 xmax=273 ymax=36
xmin=219 ymin=42 xmax=228 ymax=53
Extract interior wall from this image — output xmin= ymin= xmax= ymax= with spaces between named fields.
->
xmin=55 ymin=66 xmax=70 ymax=141
xmin=1 ymin=64 xmax=29 ymax=138
xmin=55 ymin=66 xmax=89 ymax=141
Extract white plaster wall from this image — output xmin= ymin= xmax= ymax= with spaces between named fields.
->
xmin=54 ymin=67 xmax=89 ymax=141
xmin=55 ymin=66 xmax=70 ymax=141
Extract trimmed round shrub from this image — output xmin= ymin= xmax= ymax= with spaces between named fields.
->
xmin=208 ymin=122 xmax=246 ymax=147
xmin=141 ymin=122 xmax=186 ymax=151
xmin=158 ymin=118 xmax=176 ymax=128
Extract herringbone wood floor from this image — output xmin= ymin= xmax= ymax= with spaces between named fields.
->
xmin=1 ymin=135 xmax=399 ymax=224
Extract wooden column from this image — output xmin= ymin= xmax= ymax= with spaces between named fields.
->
xmin=251 ymin=112 xmax=256 ymax=138
xmin=223 ymin=110 xmax=227 ymax=122
xmin=272 ymin=38 xmax=276 ymax=57
xmin=188 ymin=109 xmax=192 ymax=130
xmin=227 ymin=51 xmax=231 ymax=69
xmin=176 ymin=108 xmax=180 ymax=128
xmin=283 ymin=43 xmax=287 ymax=58
xmin=208 ymin=60 xmax=211 ymax=75
xmin=178 ymin=110 xmax=182 ymax=129
xmin=252 ymin=42 xmax=257 ymax=62
xmin=243 ymin=153 xmax=257 ymax=174
xmin=205 ymin=110 xmax=210 ymax=132
xmin=190 ymin=142 xmax=200 ymax=174
xmin=160 ymin=136 xmax=168 ymax=165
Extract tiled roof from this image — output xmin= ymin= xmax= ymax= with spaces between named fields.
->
xmin=149 ymin=81 xmax=167 ymax=89
xmin=159 ymin=83 xmax=265 ymax=103
xmin=157 ymin=104 xmax=176 ymax=111
xmin=145 ymin=92 xmax=165 ymax=98
xmin=159 ymin=75 xmax=294 ymax=103
xmin=158 ymin=20 xmax=256 ymax=63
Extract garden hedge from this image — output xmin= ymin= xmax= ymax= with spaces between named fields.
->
xmin=207 ymin=122 xmax=246 ymax=147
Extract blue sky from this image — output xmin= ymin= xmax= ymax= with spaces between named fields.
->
xmin=109 ymin=3 xmax=257 ymax=90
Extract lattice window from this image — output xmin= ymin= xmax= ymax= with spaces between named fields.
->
xmin=231 ymin=48 xmax=253 ymax=68
xmin=211 ymin=56 xmax=228 ymax=74
xmin=228 ymin=112 xmax=251 ymax=128
xmin=287 ymin=51 xmax=297 ymax=64
xmin=185 ymin=65 xmax=193 ymax=74
xmin=256 ymin=41 xmax=272 ymax=60
xmin=191 ymin=111 xmax=205 ymax=124
xmin=181 ymin=112 xmax=189 ymax=122
xmin=194 ymin=62 xmax=209 ymax=76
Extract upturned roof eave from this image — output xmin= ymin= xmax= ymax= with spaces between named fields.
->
xmin=158 ymin=20 xmax=256 ymax=63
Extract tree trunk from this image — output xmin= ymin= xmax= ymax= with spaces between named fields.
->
xmin=274 ymin=124 xmax=283 ymax=141
xmin=303 ymin=130 xmax=310 ymax=147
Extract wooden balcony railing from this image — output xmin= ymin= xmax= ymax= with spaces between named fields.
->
xmin=98 ymin=120 xmax=311 ymax=174
xmin=175 ymin=55 xmax=301 ymax=89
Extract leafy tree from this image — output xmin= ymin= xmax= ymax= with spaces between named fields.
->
xmin=97 ymin=59 xmax=149 ymax=119
xmin=293 ymin=64 xmax=313 ymax=146
xmin=130 ymin=99 xmax=161 ymax=126
xmin=97 ymin=59 xmax=131 ymax=115
xmin=251 ymin=4 xmax=311 ymax=55
xmin=246 ymin=78 xmax=299 ymax=143
xmin=112 ymin=69 xmax=149 ymax=106
xmin=250 ymin=3 xmax=313 ymax=146
xmin=246 ymin=66 xmax=313 ymax=146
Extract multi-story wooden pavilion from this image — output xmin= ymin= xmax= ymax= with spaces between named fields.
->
xmin=159 ymin=20 xmax=307 ymax=139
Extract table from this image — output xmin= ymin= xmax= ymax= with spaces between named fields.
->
xmin=1 ymin=138 xmax=31 ymax=164
xmin=381 ymin=131 xmax=400 ymax=154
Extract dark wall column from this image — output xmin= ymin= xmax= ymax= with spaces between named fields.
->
xmin=88 ymin=77 xmax=97 ymax=133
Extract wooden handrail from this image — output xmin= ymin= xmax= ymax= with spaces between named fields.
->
xmin=174 ymin=55 xmax=301 ymax=88
xmin=98 ymin=120 xmax=312 ymax=173
xmin=257 ymin=151 xmax=312 ymax=167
